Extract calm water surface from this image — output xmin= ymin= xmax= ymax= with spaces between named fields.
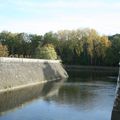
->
xmin=0 ymin=70 xmax=118 ymax=120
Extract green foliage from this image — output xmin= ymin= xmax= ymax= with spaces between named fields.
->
xmin=57 ymin=29 xmax=111 ymax=65
xmin=0 ymin=29 xmax=119 ymax=66
xmin=106 ymin=34 xmax=120 ymax=66
xmin=0 ymin=31 xmax=42 ymax=57
xmin=35 ymin=44 xmax=57 ymax=60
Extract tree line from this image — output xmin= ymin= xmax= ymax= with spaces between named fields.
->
xmin=0 ymin=29 xmax=119 ymax=66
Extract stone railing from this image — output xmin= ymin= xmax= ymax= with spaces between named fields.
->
xmin=111 ymin=63 xmax=120 ymax=120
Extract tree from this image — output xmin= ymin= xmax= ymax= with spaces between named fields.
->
xmin=35 ymin=44 xmax=57 ymax=59
xmin=43 ymin=32 xmax=58 ymax=46
xmin=0 ymin=44 xmax=8 ymax=57
xmin=29 ymin=34 xmax=42 ymax=57
xmin=106 ymin=34 xmax=120 ymax=66
xmin=0 ymin=29 xmax=119 ymax=66
xmin=0 ymin=31 xmax=17 ymax=56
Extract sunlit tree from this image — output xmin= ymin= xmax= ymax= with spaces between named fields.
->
xmin=0 ymin=44 xmax=8 ymax=57
xmin=35 ymin=44 xmax=57 ymax=59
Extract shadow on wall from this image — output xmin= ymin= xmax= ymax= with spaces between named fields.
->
xmin=43 ymin=62 xmax=62 ymax=81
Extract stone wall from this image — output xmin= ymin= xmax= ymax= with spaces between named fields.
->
xmin=0 ymin=57 xmax=68 ymax=92
xmin=111 ymin=63 xmax=120 ymax=120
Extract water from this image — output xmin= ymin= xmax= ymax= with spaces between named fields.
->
xmin=0 ymin=69 xmax=118 ymax=120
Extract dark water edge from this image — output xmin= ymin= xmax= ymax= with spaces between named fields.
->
xmin=65 ymin=65 xmax=119 ymax=72
xmin=0 ymin=69 xmax=118 ymax=120
xmin=0 ymin=80 xmax=65 ymax=115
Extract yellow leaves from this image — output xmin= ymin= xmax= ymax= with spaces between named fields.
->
xmin=57 ymin=29 xmax=111 ymax=59
xmin=93 ymin=36 xmax=111 ymax=58
xmin=100 ymin=36 xmax=111 ymax=47
xmin=0 ymin=44 xmax=8 ymax=57
xmin=74 ymin=41 xmax=83 ymax=56
xmin=35 ymin=44 xmax=57 ymax=60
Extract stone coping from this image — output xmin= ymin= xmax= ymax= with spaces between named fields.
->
xmin=0 ymin=57 xmax=60 ymax=63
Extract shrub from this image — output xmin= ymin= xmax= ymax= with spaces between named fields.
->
xmin=35 ymin=44 xmax=57 ymax=59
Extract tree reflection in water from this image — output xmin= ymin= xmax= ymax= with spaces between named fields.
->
xmin=0 ymin=79 xmax=65 ymax=115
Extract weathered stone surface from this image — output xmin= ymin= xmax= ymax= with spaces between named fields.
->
xmin=111 ymin=67 xmax=120 ymax=120
xmin=0 ymin=57 xmax=68 ymax=92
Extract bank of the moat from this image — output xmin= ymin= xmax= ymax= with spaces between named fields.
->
xmin=0 ymin=57 xmax=68 ymax=92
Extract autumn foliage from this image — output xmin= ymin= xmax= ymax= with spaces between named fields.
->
xmin=0 ymin=44 xmax=8 ymax=57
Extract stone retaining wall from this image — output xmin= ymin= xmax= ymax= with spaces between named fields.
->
xmin=0 ymin=57 xmax=68 ymax=92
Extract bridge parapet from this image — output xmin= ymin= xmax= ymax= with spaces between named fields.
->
xmin=111 ymin=63 xmax=120 ymax=120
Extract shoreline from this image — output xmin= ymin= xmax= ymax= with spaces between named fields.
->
xmin=0 ymin=78 xmax=61 ymax=93
xmin=65 ymin=65 xmax=119 ymax=72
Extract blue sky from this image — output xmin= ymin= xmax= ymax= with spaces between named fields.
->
xmin=0 ymin=0 xmax=120 ymax=35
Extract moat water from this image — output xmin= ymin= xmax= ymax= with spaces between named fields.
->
xmin=0 ymin=69 xmax=118 ymax=120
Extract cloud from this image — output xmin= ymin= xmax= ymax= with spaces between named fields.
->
xmin=0 ymin=0 xmax=120 ymax=35
xmin=1 ymin=13 xmax=120 ymax=35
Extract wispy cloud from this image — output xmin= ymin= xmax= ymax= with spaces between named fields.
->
xmin=0 ymin=0 xmax=120 ymax=35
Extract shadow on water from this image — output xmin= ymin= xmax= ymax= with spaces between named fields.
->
xmin=0 ymin=79 xmax=65 ymax=115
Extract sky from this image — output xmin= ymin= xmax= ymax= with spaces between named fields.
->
xmin=0 ymin=0 xmax=120 ymax=35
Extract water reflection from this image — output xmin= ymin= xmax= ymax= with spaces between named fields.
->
xmin=0 ymin=70 xmax=118 ymax=120
xmin=68 ymin=70 xmax=118 ymax=82
xmin=45 ymin=81 xmax=116 ymax=111
xmin=0 ymin=79 xmax=65 ymax=115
